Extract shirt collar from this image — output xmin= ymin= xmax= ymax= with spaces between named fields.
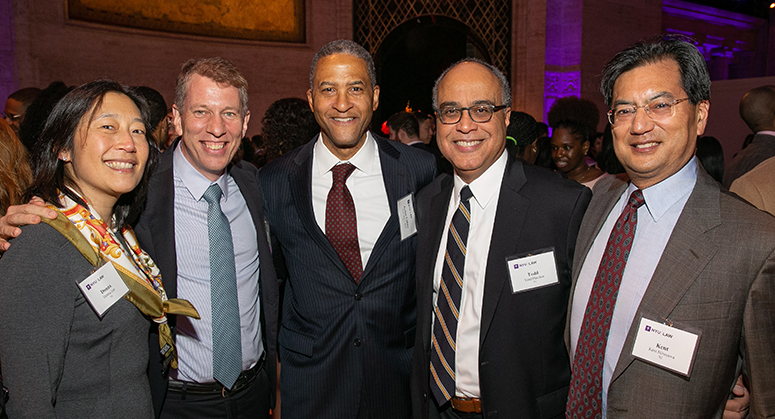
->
xmin=756 ymin=130 xmax=775 ymax=136
xmin=453 ymin=149 xmax=508 ymax=210
xmin=174 ymin=142 xmax=230 ymax=201
xmin=314 ymin=131 xmax=378 ymax=176
xmin=628 ymin=156 xmax=697 ymax=223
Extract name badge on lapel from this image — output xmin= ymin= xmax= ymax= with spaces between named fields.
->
xmin=631 ymin=317 xmax=700 ymax=377
xmin=506 ymin=248 xmax=559 ymax=293
xmin=397 ymin=193 xmax=417 ymax=241
xmin=77 ymin=262 xmax=129 ymax=318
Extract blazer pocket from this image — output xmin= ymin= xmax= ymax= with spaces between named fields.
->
xmin=537 ymin=385 xmax=569 ymax=419
xmin=668 ymin=301 xmax=732 ymax=322
xmin=404 ymin=326 xmax=416 ymax=349
xmin=278 ymin=325 xmax=315 ymax=357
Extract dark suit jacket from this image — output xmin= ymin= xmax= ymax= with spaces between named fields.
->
xmin=566 ymin=168 xmax=775 ymax=418
xmin=411 ymin=156 xmax=591 ymax=419
xmin=258 ymin=134 xmax=436 ymax=419
xmin=134 ymin=142 xmax=279 ymax=416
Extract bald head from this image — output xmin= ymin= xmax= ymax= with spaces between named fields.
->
xmin=740 ymin=85 xmax=775 ymax=133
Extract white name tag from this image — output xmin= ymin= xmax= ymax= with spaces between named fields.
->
xmin=397 ymin=193 xmax=417 ymax=241
xmin=506 ymin=249 xmax=559 ymax=293
xmin=631 ymin=317 xmax=700 ymax=377
xmin=77 ymin=262 xmax=130 ymax=318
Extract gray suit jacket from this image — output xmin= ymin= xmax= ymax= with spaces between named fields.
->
xmin=566 ymin=168 xmax=775 ymax=418
xmin=0 ymin=223 xmax=153 ymax=418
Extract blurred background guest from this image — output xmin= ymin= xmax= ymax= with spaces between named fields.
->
xmin=18 ymin=81 xmax=72 ymax=153
xmin=4 ymin=87 xmax=41 ymax=136
xmin=261 ymin=97 xmax=318 ymax=163
xmin=505 ymin=110 xmax=539 ymax=164
xmin=696 ymin=135 xmax=725 ymax=184
xmin=133 ymin=86 xmax=171 ymax=151
xmin=550 ymin=119 xmax=607 ymax=188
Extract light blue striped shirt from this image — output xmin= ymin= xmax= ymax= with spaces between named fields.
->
xmin=571 ymin=157 xmax=698 ymax=417
xmin=170 ymin=145 xmax=263 ymax=383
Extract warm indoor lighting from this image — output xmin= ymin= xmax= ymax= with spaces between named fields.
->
xmin=770 ymin=2 xmax=775 ymax=8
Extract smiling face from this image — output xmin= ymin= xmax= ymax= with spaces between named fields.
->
xmin=551 ymin=126 xmax=589 ymax=176
xmin=611 ymin=59 xmax=708 ymax=189
xmin=60 ymin=92 xmax=149 ymax=219
xmin=173 ymin=74 xmax=249 ymax=181
xmin=435 ymin=62 xmax=510 ymax=184
xmin=307 ymin=53 xmax=379 ymax=160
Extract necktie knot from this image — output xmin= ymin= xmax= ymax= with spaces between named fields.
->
xmin=628 ymin=189 xmax=645 ymax=209
xmin=332 ymin=162 xmax=356 ymax=185
xmin=203 ymin=183 xmax=223 ymax=205
xmin=460 ymin=185 xmax=473 ymax=204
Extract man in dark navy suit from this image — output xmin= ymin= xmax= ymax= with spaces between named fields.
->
xmin=259 ymin=40 xmax=436 ymax=419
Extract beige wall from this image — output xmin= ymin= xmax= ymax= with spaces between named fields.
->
xmin=10 ymin=0 xmax=352 ymax=136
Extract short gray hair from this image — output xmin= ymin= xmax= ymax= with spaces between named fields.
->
xmin=432 ymin=58 xmax=511 ymax=110
xmin=309 ymin=40 xmax=377 ymax=90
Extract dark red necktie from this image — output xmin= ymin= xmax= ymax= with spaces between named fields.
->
xmin=567 ymin=189 xmax=645 ymax=419
xmin=326 ymin=162 xmax=363 ymax=282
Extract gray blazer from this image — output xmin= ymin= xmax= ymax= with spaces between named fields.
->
xmin=566 ymin=168 xmax=775 ymax=418
xmin=0 ymin=223 xmax=154 ymax=419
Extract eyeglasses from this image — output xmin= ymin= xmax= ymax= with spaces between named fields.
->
xmin=607 ymin=97 xmax=690 ymax=126
xmin=2 ymin=112 xmax=22 ymax=122
xmin=436 ymin=104 xmax=508 ymax=124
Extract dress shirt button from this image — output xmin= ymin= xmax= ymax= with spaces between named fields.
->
xmin=355 ymin=293 xmax=362 ymax=301
xmin=354 ymin=338 xmax=361 ymax=347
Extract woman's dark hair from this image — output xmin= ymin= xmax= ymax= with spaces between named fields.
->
xmin=25 ymin=80 xmax=159 ymax=228
xmin=262 ymin=97 xmax=319 ymax=162
xmin=696 ymin=136 xmax=724 ymax=184
xmin=506 ymin=111 xmax=538 ymax=157
xmin=596 ymin=124 xmax=626 ymax=174
xmin=552 ymin=119 xmax=592 ymax=145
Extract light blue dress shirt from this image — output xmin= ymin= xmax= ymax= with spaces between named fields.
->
xmin=170 ymin=145 xmax=263 ymax=383
xmin=571 ymin=157 xmax=698 ymax=417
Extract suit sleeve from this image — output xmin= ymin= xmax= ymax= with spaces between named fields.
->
xmin=566 ymin=186 xmax=593 ymax=277
xmin=0 ymin=226 xmax=78 ymax=418
xmin=743 ymin=245 xmax=775 ymax=417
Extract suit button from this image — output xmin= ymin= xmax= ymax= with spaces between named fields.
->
xmin=354 ymin=338 xmax=361 ymax=347
xmin=355 ymin=293 xmax=362 ymax=301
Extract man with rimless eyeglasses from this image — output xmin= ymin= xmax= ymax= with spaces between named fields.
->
xmin=566 ymin=35 xmax=775 ymax=418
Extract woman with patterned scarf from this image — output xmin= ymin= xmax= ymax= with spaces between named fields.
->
xmin=0 ymin=80 xmax=198 ymax=418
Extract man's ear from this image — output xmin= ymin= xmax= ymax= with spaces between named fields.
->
xmin=696 ymin=100 xmax=710 ymax=136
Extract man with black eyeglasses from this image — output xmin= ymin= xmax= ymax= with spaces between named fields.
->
xmin=566 ymin=35 xmax=775 ymax=418
xmin=410 ymin=58 xmax=592 ymax=419
xmin=3 ymin=87 xmax=41 ymax=135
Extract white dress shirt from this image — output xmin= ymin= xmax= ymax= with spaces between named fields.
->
xmin=431 ymin=150 xmax=507 ymax=398
xmin=311 ymin=132 xmax=390 ymax=268
xmin=570 ymin=157 xmax=698 ymax=416
xmin=171 ymin=144 xmax=263 ymax=383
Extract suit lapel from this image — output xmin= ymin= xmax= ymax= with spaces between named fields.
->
xmin=419 ymin=175 xmax=454 ymax=354
xmin=361 ymin=137 xmax=405 ymax=280
xmin=610 ymin=169 xmax=721 ymax=382
xmin=565 ymin=177 xmax=627 ymax=352
xmin=146 ymin=144 xmax=179 ymax=298
xmin=289 ymin=138 xmax=354 ymax=279
xmin=479 ymin=158 xmax=530 ymax=346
